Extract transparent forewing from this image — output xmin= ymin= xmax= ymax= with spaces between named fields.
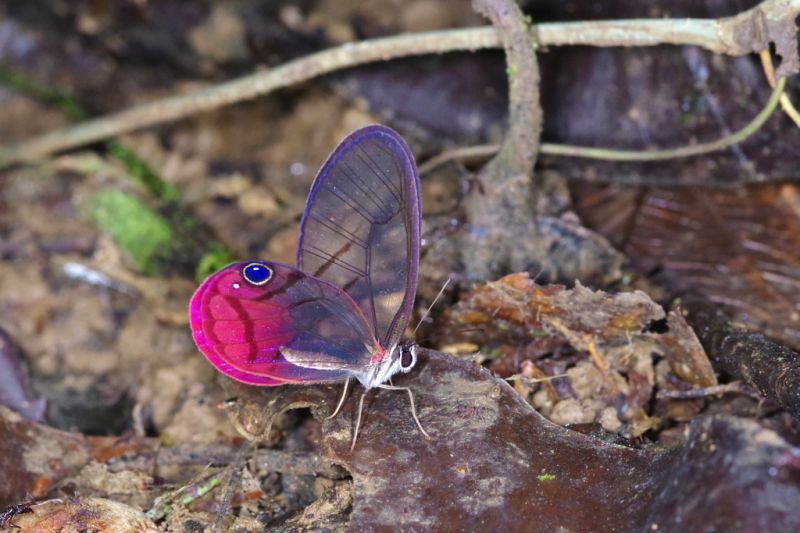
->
xmin=190 ymin=262 xmax=380 ymax=385
xmin=297 ymin=125 xmax=421 ymax=349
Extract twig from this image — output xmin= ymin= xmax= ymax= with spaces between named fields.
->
xmin=417 ymin=144 xmax=499 ymax=174
xmin=586 ymin=341 xmax=610 ymax=374
xmin=0 ymin=0 xmax=797 ymax=166
xmin=759 ymin=50 xmax=800 ymax=127
xmin=146 ymin=472 xmax=223 ymax=522
xmin=473 ymin=0 xmax=542 ymax=172
xmin=420 ymin=77 xmax=786 ymax=171
xmin=213 ymin=442 xmax=251 ymax=533
xmin=541 ymin=78 xmax=787 ymax=161
xmin=656 ymin=381 xmax=757 ymax=400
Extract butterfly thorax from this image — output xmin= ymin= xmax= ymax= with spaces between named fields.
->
xmin=369 ymin=346 xmax=387 ymax=365
xmin=356 ymin=343 xmax=417 ymax=389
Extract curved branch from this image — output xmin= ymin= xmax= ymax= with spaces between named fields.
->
xmin=540 ymin=77 xmax=786 ymax=162
xmin=0 ymin=0 xmax=797 ymax=166
xmin=419 ymin=77 xmax=786 ymax=177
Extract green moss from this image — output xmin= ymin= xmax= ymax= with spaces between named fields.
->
xmin=180 ymin=477 xmax=221 ymax=504
xmin=3 ymin=66 xmax=237 ymax=279
xmin=537 ymin=473 xmax=556 ymax=482
xmin=107 ymin=142 xmax=180 ymax=203
xmin=0 ymin=67 xmax=179 ymax=204
xmin=89 ymin=191 xmax=174 ymax=275
xmin=0 ymin=65 xmax=87 ymax=121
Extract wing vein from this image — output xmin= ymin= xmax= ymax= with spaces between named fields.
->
xmin=304 ymin=245 xmax=366 ymax=277
xmin=326 ymin=185 xmax=375 ymax=223
xmin=309 ymin=213 xmax=368 ymax=249
xmin=364 ymin=224 xmax=379 ymax=336
xmin=339 ymin=162 xmax=391 ymax=217
xmin=356 ymin=146 xmax=402 ymax=205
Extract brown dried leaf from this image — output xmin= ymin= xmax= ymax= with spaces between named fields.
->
xmin=5 ymin=497 xmax=158 ymax=532
xmin=446 ymin=273 xmax=716 ymax=432
xmin=663 ymin=309 xmax=717 ymax=387
xmin=0 ymin=407 xmax=93 ymax=507
xmin=576 ymin=185 xmax=800 ymax=350
xmin=449 ymin=272 xmax=664 ymax=340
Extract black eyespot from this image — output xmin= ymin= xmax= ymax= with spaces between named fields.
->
xmin=400 ymin=345 xmax=416 ymax=369
xmin=242 ymin=262 xmax=272 ymax=286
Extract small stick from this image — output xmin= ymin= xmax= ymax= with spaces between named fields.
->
xmin=656 ymin=381 xmax=757 ymax=400
xmin=586 ymin=341 xmax=610 ymax=374
xmin=146 ymin=472 xmax=222 ymax=521
xmin=212 ymin=442 xmax=252 ymax=533
xmin=759 ymin=49 xmax=800 ymax=128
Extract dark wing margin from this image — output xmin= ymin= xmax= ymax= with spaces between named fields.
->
xmin=297 ymin=125 xmax=421 ymax=349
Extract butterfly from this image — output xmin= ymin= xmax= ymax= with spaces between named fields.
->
xmin=189 ymin=125 xmax=430 ymax=449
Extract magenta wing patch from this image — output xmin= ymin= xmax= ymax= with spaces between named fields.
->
xmin=190 ymin=261 xmax=380 ymax=385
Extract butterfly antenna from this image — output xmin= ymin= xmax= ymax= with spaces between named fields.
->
xmin=412 ymin=277 xmax=452 ymax=336
xmin=351 ymin=389 xmax=369 ymax=452
xmin=326 ymin=377 xmax=351 ymax=420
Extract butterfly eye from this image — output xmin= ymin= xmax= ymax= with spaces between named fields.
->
xmin=400 ymin=344 xmax=417 ymax=370
xmin=242 ymin=263 xmax=273 ymax=286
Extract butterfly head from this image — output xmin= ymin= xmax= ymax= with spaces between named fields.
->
xmin=358 ymin=342 xmax=418 ymax=389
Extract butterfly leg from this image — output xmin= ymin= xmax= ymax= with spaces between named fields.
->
xmin=326 ymin=377 xmax=351 ymax=420
xmin=351 ymin=388 xmax=369 ymax=452
xmin=376 ymin=384 xmax=432 ymax=440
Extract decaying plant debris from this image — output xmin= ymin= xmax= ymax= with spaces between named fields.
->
xmin=444 ymin=273 xmax=719 ymax=437
xmin=1 ymin=0 xmax=800 ymax=531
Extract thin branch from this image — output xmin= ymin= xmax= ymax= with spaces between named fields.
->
xmin=0 ymin=0 xmax=797 ymax=166
xmin=460 ymin=0 xmax=542 ymax=280
xmin=212 ymin=442 xmax=251 ymax=533
xmin=760 ymin=50 xmax=800 ymax=127
xmin=420 ymin=77 xmax=786 ymax=172
xmin=417 ymin=144 xmax=500 ymax=174
xmin=540 ymin=77 xmax=786 ymax=161
xmin=655 ymin=381 xmax=758 ymax=400
xmin=473 ymin=0 xmax=542 ymax=173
